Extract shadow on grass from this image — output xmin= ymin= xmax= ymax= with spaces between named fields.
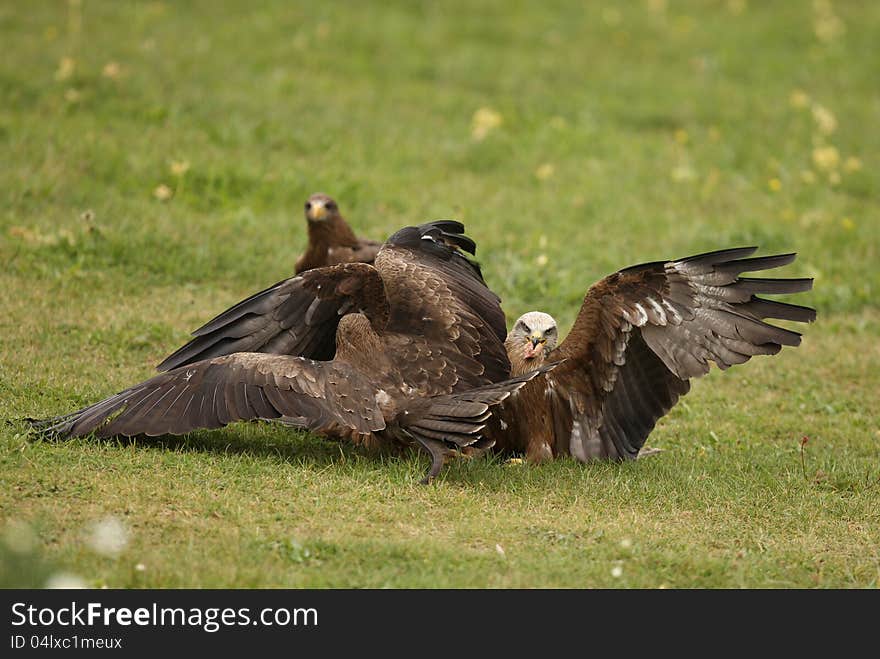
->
xmin=76 ymin=422 xmax=376 ymax=465
xmin=14 ymin=416 xmax=628 ymax=490
xmin=15 ymin=418 xmax=450 ymax=483
xmin=27 ymin=417 xmax=855 ymax=495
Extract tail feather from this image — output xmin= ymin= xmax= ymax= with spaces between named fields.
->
xmin=400 ymin=362 xmax=559 ymax=483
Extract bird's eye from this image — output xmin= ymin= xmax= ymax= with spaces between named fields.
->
xmin=327 ymin=203 xmax=336 ymax=211
xmin=520 ymin=324 xmax=531 ymax=334
xmin=305 ymin=202 xmax=312 ymax=211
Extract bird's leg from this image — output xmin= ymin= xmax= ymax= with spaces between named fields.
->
xmin=525 ymin=440 xmax=553 ymax=463
xmin=525 ymin=426 xmax=554 ymax=463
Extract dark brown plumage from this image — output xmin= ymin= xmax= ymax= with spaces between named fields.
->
xmin=156 ymin=220 xmax=507 ymax=374
xmin=30 ymin=221 xmax=532 ymax=483
xmin=491 ymin=247 xmax=816 ymax=463
xmin=294 ymin=193 xmax=382 ymax=274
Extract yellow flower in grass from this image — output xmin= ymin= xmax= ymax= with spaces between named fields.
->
xmin=102 ymin=61 xmax=122 ymax=79
xmin=841 ymin=217 xmax=855 ymax=231
xmin=789 ymin=89 xmax=810 ymax=109
xmin=812 ymin=145 xmax=840 ymax=172
xmin=811 ymin=104 xmax=837 ymax=135
xmin=55 ymin=56 xmax=75 ymax=81
xmin=671 ymin=164 xmax=696 ymax=182
xmin=169 ymin=160 xmax=190 ymax=176
xmin=471 ymin=107 xmax=503 ymax=141
xmin=534 ymin=163 xmax=555 ymax=180
xmin=844 ymin=156 xmax=862 ymax=172
xmin=813 ymin=0 xmax=845 ymax=43
xmin=768 ymin=178 xmax=782 ymax=192
xmin=153 ymin=184 xmax=173 ymax=201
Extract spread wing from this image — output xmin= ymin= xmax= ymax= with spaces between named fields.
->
xmin=29 ymin=353 xmax=386 ymax=440
xmin=377 ymin=221 xmax=511 ymax=393
xmin=547 ymin=247 xmax=816 ymax=461
xmin=156 ymin=262 xmax=388 ymax=372
xmin=156 ymin=221 xmax=508 ymax=390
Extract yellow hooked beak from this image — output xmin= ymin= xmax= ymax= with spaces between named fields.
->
xmin=307 ymin=202 xmax=328 ymax=221
xmin=529 ymin=331 xmax=546 ymax=349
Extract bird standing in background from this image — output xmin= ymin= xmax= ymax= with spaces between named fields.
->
xmin=493 ymin=248 xmax=816 ymax=463
xmin=295 ymin=193 xmax=382 ymax=274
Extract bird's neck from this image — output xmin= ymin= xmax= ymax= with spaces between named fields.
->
xmin=335 ymin=316 xmax=392 ymax=372
xmin=295 ymin=217 xmax=362 ymax=273
xmin=307 ymin=216 xmax=360 ymax=249
xmin=505 ymin=339 xmax=547 ymax=377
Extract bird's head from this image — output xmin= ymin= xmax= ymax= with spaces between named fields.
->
xmin=506 ymin=311 xmax=558 ymax=371
xmin=304 ymin=193 xmax=340 ymax=223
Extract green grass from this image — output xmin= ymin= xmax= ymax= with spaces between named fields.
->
xmin=1 ymin=0 xmax=878 ymax=588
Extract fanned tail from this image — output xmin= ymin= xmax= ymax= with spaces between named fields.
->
xmin=401 ymin=362 xmax=559 ymax=483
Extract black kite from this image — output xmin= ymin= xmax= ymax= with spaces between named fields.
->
xmin=295 ymin=193 xmax=381 ymax=274
xmin=494 ymin=247 xmax=816 ymax=462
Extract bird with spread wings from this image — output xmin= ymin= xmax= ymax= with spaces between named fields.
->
xmin=29 ymin=218 xmax=815 ymax=481
xmin=494 ymin=247 xmax=816 ymax=463
xmin=29 ymin=221 xmax=548 ymax=483
xmin=295 ymin=193 xmax=382 ymax=273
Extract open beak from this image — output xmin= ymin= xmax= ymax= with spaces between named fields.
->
xmin=525 ymin=332 xmax=546 ymax=357
xmin=307 ymin=203 xmax=328 ymax=221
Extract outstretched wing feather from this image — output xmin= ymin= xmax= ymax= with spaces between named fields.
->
xmin=156 ymin=263 xmax=388 ymax=372
xmin=547 ymin=247 xmax=814 ymax=460
xmin=31 ymin=353 xmax=386 ymax=440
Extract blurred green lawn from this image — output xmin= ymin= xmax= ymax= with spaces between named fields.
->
xmin=1 ymin=0 xmax=878 ymax=588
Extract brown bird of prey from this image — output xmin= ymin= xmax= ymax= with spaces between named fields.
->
xmin=294 ymin=193 xmax=382 ymax=274
xmin=491 ymin=247 xmax=815 ymax=463
xmin=30 ymin=221 xmax=543 ymax=483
